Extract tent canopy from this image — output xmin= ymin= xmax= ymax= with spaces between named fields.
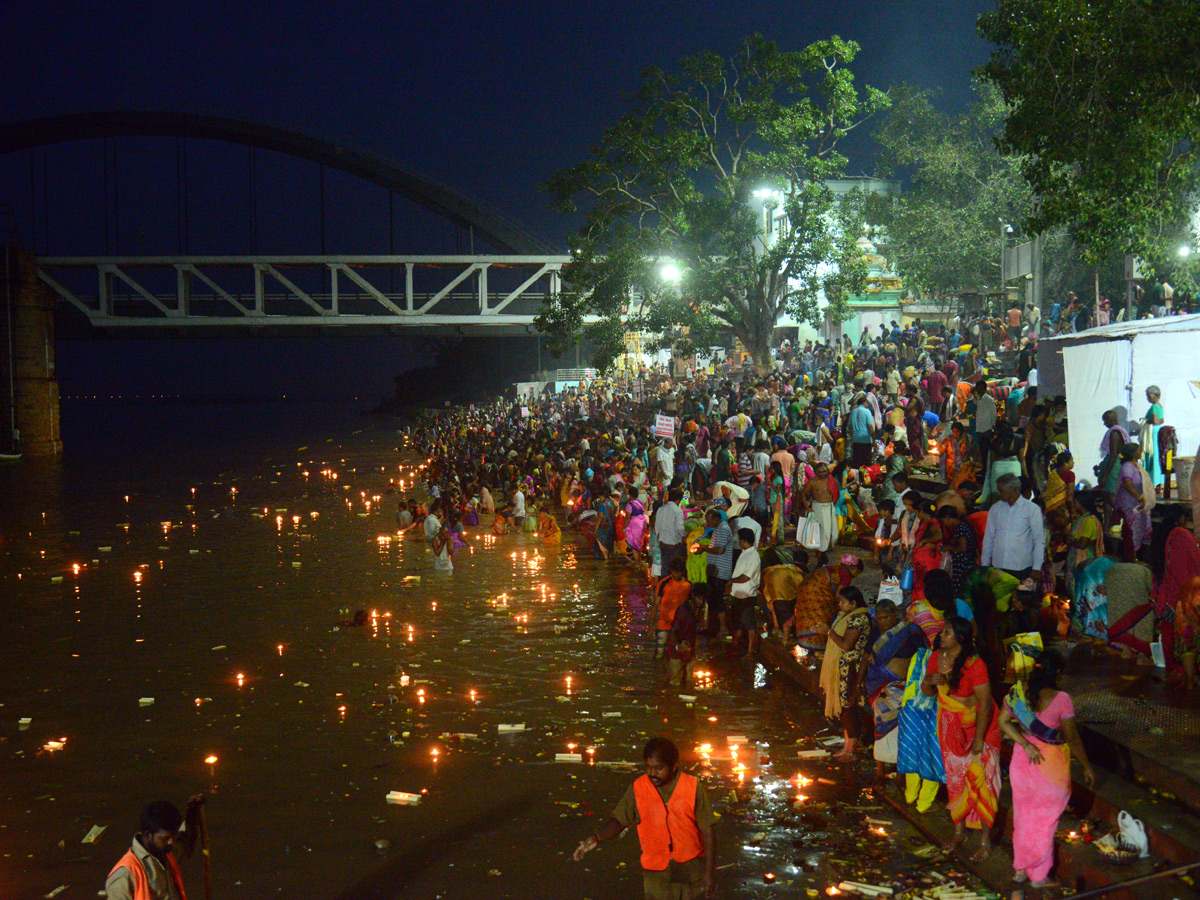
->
xmin=1036 ymin=315 xmax=1200 ymax=486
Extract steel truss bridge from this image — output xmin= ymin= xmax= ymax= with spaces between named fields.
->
xmin=36 ymin=255 xmax=589 ymax=334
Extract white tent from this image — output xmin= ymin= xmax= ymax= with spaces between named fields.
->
xmin=1037 ymin=314 xmax=1200 ymax=484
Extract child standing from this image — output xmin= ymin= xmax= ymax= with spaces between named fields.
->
xmin=652 ymin=558 xmax=692 ymax=659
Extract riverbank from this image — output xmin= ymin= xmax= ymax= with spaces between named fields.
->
xmin=7 ymin=418 xmax=966 ymax=900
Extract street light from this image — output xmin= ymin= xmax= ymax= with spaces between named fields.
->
xmin=1180 ymin=245 xmax=1192 ymax=258
xmin=660 ymin=262 xmax=682 ymax=283
xmin=999 ymin=220 xmax=1014 ymax=293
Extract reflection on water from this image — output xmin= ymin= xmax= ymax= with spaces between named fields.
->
xmin=0 ymin=413 xmax=846 ymax=899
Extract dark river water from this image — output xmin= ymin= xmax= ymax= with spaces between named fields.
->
xmin=0 ymin=399 xmax=949 ymax=900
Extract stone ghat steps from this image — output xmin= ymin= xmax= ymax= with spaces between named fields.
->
xmin=756 ymin=638 xmax=1200 ymax=899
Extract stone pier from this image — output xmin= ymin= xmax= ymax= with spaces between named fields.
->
xmin=0 ymin=247 xmax=62 ymax=456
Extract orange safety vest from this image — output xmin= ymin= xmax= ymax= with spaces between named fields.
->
xmin=633 ymin=772 xmax=705 ymax=871
xmin=108 ymin=847 xmax=187 ymax=900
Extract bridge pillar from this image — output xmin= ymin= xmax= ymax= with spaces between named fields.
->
xmin=0 ymin=247 xmax=62 ymax=456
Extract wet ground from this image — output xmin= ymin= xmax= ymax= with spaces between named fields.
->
xmin=0 ymin=422 xmax=991 ymax=900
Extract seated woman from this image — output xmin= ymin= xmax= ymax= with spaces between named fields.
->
xmin=1042 ymin=452 xmax=1074 ymax=516
xmin=538 ymin=508 xmax=561 ymax=544
xmin=866 ymin=600 xmax=926 ymax=784
xmin=1072 ymin=554 xmax=1115 ymax=640
xmin=905 ymin=496 xmax=944 ymax=604
xmin=1153 ymin=506 xmax=1200 ymax=685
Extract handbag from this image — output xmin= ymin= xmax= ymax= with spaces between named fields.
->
xmin=899 ymin=566 xmax=915 ymax=591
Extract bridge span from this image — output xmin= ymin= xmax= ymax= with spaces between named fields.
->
xmin=37 ymin=254 xmax=585 ymax=335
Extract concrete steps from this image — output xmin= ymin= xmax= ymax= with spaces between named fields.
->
xmin=756 ymin=638 xmax=1200 ymax=899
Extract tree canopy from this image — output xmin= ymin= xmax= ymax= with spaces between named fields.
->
xmin=978 ymin=0 xmax=1200 ymax=264
xmin=870 ymin=79 xmax=1032 ymax=298
xmin=538 ymin=34 xmax=889 ymax=372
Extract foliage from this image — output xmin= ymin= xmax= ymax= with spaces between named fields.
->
xmin=538 ymin=34 xmax=890 ymax=371
xmin=869 ymin=80 xmax=1032 ymax=297
xmin=978 ymin=0 xmax=1200 ymax=264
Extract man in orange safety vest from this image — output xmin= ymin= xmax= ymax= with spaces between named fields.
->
xmin=106 ymin=801 xmax=188 ymax=900
xmin=573 ymin=737 xmax=716 ymax=899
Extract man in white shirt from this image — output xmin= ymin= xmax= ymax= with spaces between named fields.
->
xmin=727 ymin=527 xmax=763 ymax=658
xmin=655 ymin=438 xmax=676 ymax=489
xmin=751 ymin=442 xmax=770 ymax=478
xmin=734 ymin=515 xmax=762 ymax=548
xmin=511 ymin=487 xmax=526 ymax=524
xmin=981 ymin=474 xmax=1045 ymax=576
xmin=654 ymin=488 xmax=688 ymax=575
xmin=423 ymin=508 xmax=442 ymax=543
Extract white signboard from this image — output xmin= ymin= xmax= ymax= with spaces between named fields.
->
xmin=654 ymin=414 xmax=675 ymax=438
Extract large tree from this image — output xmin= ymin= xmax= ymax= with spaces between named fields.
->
xmin=978 ymin=0 xmax=1200 ymax=264
xmin=538 ymin=34 xmax=889 ymax=372
xmin=870 ymin=80 xmax=1032 ymax=298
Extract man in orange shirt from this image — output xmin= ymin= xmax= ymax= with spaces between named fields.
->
xmin=574 ymin=738 xmax=716 ymax=899
xmin=1007 ymin=305 xmax=1023 ymax=343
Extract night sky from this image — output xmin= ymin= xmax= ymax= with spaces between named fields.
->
xmin=0 ymin=0 xmax=994 ymax=401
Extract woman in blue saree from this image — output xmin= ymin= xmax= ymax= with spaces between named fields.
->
xmin=866 ymin=600 xmax=926 ymax=784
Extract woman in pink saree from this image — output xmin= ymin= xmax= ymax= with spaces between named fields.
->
xmin=623 ymin=486 xmax=648 ymax=556
xmin=999 ymin=652 xmax=1095 ymax=886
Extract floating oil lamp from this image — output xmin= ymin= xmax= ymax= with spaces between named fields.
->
xmin=236 ymin=673 xmax=245 ymax=687
xmin=763 ymin=873 xmax=776 ymax=884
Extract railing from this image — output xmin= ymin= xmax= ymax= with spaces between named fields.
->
xmin=36 ymin=255 xmax=581 ymax=328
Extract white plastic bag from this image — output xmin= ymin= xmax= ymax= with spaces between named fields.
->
xmin=1118 ymin=810 xmax=1149 ymax=858
xmin=794 ymin=514 xmax=811 ymax=544
xmin=877 ymin=578 xmax=903 ymax=604
xmin=801 ymin=517 xmax=823 ymax=551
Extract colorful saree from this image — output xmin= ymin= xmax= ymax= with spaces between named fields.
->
xmin=624 ymin=499 xmax=648 ymax=553
xmin=1006 ymin=684 xmax=1073 ymax=882
xmin=1072 ymin=556 xmax=1114 ymax=639
xmin=933 ymin=654 xmax=1001 ymax=830
xmin=867 ymin=622 xmax=925 ymax=750
xmin=897 ymin=648 xmax=945 ymax=784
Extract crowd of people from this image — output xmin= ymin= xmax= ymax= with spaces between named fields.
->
xmin=394 ymin=308 xmax=1198 ymax=885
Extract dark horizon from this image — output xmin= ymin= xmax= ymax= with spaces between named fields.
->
xmin=0 ymin=0 xmax=996 ymax=396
